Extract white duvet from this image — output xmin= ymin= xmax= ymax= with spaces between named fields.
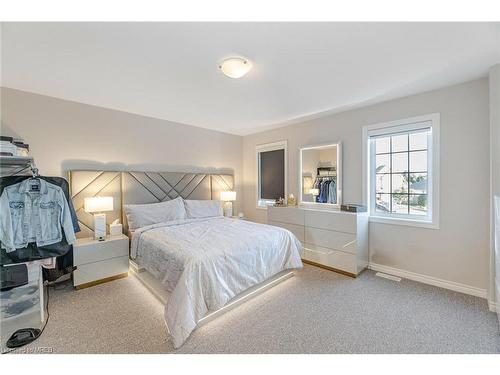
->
xmin=130 ymin=216 xmax=303 ymax=348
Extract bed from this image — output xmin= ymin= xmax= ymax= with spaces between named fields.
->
xmin=69 ymin=170 xmax=302 ymax=348
xmin=129 ymin=215 xmax=302 ymax=348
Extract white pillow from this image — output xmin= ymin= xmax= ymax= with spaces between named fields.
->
xmin=184 ymin=200 xmax=223 ymax=218
xmin=124 ymin=197 xmax=186 ymax=230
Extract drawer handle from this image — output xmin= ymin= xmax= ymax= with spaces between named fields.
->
xmin=303 ymin=247 xmax=332 ymax=255
xmin=343 ymin=239 xmax=357 ymax=248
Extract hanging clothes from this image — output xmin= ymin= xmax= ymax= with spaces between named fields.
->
xmin=0 ymin=179 xmax=76 ymax=252
xmin=0 ymin=176 xmax=80 ymax=233
xmin=318 ymin=180 xmax=329 ymax=203
xmin=327 ymin=179 xmax=337 ymax=204
xmin=0 ymin=176 xmax=79 ymax=271
xmin=314 ymin=177 xmax=337 ymax=204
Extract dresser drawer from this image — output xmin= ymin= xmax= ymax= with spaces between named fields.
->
xmin=305 ymin=210 xmax=357 ymax=234
xmin=268 ymin=221 xmax=305 ymax=242
xmin=73 ymin=256 xmax=129 ymax=287
xmin=304 ymin=227 xmax=357 ymax=254
xmin=74 ymin=236 xmax=129 ymax=266
xmin=301 ymin=243 xmax=357 ymax=274
xmin=268 ymin=206 xmax=305 ymax=226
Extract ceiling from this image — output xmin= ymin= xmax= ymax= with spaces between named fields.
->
xmin=1 ymin=22 xmax=499 ymax=135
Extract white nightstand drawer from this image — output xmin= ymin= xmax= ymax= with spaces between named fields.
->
xmin=73 ymin=256 xmax=129 ymax=288
xmin=74 ymin=235 xmax=128 ymax=266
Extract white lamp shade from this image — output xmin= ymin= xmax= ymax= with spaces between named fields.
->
xmin=220 ymin=191 xmax=236 ymax=201
xmin=219 ymin=57 xmax=252 ymax=79
xmin=84 ymin=196 xmax=114 ymax=213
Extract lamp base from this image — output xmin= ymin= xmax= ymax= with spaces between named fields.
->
xmin=93 ymin=213 xmax=107 ymax=241
xmin=223 ymin=201 xmax=233 ymax=217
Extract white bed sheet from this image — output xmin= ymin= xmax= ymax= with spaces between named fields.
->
xmin=130 ymin=217 xmax=303 ymax=348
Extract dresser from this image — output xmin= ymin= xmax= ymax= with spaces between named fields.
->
xmin=267 ymin=206 xmax=369 ymax=277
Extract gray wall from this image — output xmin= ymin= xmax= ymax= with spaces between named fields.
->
xmin=243 ymin=79 xmax=491 ymax=291
xmin=490 ymin=65 xmax=500 ymax=314
xmin=0 ymin=87 xmax=243 ymax=213
xmin=1 ymin=79 xmax=492 ymax=293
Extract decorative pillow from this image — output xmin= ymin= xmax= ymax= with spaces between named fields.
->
xmin=124 ymin=197 xmax=186 ymax=230
xmin=184 ymin=200 xmax=223 ymax=218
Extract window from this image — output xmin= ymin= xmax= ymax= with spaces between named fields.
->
xmin=363 ymin=114 xmax=439 ymax=228
xmin=256 ymin=141 xmax=287 ymax=208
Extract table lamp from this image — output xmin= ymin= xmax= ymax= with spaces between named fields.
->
xmin=220 ymin=191 xmax=236 ymax=217
xmin=84 ymin=196 xmax=114 ymax=241
xmin=309 ymin=188 xmax=319 ymax=202
xmin=309 ymin=188 xmax=319 ymax=196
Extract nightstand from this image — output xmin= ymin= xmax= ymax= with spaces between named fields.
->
xmin=73 ymin=234 xmax=129 ymax=290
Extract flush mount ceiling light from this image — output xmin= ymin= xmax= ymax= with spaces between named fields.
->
xmin=219 ymin=57 xmax=252 ymax=79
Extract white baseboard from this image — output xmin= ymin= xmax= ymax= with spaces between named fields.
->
xmin=368 ymin=263 xmax=487 ymax=299
xmin=488 ymin=300 xmax=498 ymax=313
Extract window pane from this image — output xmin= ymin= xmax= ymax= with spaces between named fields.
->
xmin=391 ymin=134 xmax=408 ymax=153
xmin=409 ymin=150 xmax=427 ymax=172
xmin=260 ymin=149 xmax=285 ymax=200
xmin=409 ymin=131 xmax=428 ymax=150
xmin=375 ymin=174 xmax=390 ymax=193
xmin=375 ymin=154 xmax=390 ymax=173
xmin=392 ymin=194 xmax=409 ymax=214
xmin=409 ymin=194 xmax=427 ymax=215
xmin=375 ymin=193 xmax=391 ymax=213
xmin=392 ymin=152 xmax=408 ymax=173
xmin=409 ymin=173 xmax=427 ymax=194
xmin=392 ymin=173 xmax=408 ymax=194
xmin=375 ymin=137 xmax=390 ymax=154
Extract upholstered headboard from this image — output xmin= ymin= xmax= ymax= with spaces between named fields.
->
xmin=69 ymin=170 xmax=234 ymax=238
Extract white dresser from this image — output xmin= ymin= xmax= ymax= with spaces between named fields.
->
xmin=267 ymin=206 xmax=369 ymax=277
xmin=73 ymin=234 xmax=129 ymax=289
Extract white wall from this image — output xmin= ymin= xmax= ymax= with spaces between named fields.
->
xmin=243 ymin=79 xmax=491 ymax=291
xmin=0 ymin=87 xmax=244 ymax=213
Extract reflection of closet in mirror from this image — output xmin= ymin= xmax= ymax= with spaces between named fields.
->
xmin=300 ymin=143 xmax=342 ymax=207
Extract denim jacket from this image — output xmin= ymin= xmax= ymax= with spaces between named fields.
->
xmin=0 ymin=179 xmax=76 ymax=252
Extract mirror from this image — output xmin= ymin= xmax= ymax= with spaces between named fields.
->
xmin=300 ymin=143 xmax=342 ymax=207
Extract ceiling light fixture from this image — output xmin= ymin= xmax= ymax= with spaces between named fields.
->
xmin=219 ymin=57 xmax=252 ymax=79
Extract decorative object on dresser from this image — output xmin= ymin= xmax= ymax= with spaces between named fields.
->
xmin=267 ymin=206 xmax=368 ymax=277
xmin=84 ymin=196 xmax=114 ymax=241
xmin=341 ymin=204 xmax=367 ymax=213
xmin=274 ymin=197 xmax=286 ymax=207
xmin=73 ymin=234 xmax=129 ymax=289
xmin=287 ymin=193 xmax=297 ymax=206
xmin=220 ymin=190 xmax=236 ymax=217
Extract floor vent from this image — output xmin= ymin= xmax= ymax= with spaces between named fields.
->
xmin=375 ymin=272 xmax=402 ymax=282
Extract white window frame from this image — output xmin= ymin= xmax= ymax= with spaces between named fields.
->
xmin=362 ymin=113 xmax=440 ymax=229
xmin=256 ymin=140 xmax=288 ymax=209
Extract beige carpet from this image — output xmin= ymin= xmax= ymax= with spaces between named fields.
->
xmin=13 ymin=265 xmax=500 ymax=354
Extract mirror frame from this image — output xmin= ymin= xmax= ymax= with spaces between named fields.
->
xmin=299 ymin=142 xmax=342 ymax=208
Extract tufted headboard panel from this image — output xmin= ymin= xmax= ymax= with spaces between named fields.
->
xmin=69 ymin=170 xmax=234 ymax=238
